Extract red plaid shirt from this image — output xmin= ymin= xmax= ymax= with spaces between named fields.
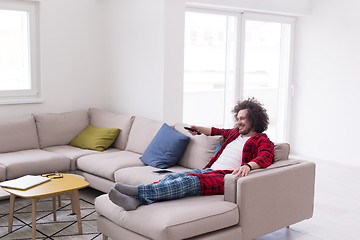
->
xmin=189 ymin=128 xmax=274 ymax=195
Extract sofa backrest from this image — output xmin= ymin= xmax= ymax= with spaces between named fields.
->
xmin=173 ymin=123 xmax=223 ymax=169
xmin=125 ymin=116 xmax=163 ymax=154
xmin=0 ymin=116 xmax=39 ymax=153
xmin=274 ymin=143 xmax=290 ymax=162
xmin=89 ymin=108 xmax=134 ymax=150
xmin=33 ymin=110 xmax=89 ymax=148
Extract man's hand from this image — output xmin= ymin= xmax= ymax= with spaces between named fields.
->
xmin=232 ymin=165 xmax=251 ymax=177
xmin=188 ymin=126 xmax=211 ymax=136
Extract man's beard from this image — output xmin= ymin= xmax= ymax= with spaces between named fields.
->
xmin=239 ymin=128 xmax=251 ymax=135
xmin=237 ymin=124 xmax=251 ymax=135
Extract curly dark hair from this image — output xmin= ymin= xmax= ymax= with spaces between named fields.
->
xmin=232 ymin=97 xmax=269 ymax=133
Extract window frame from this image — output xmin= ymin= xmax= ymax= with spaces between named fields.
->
xmin=0 ymin=0 xmax=42 ymax=105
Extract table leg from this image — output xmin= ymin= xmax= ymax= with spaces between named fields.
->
xmin=32 ymin=198 xmax=37 ymax=240
xmin=52 ymin=196 xmax=57 ymax=221
xmin=8 ymin=194 xmax=15 ymax=232
xmin=70 ymin=190 xmax=83 ymax=234
xmin=71 ymin=195 xmax=76 ymax=214
xmin=58 ymin=195 xmax=61 ymax=207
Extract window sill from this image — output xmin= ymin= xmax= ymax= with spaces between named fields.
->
xmin=0 ymin=97 xmax=44 ymax=105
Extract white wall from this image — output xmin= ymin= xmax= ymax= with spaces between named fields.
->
xmin=99 ymin=0 xmax=185 ymax=123
xmin=99 ymin=0 xmax=166 ymax=121
xmin=291 ymin=0 xmax=360 ymax=167
xmin=0 ymin=0 xmax=108 ymax=121
xmin=163 ymin=1 xmax=186 ymax=124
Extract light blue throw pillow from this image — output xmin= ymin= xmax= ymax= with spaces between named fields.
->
xmin=140 ymin=123 xmax=190 ymax=169
xmin=214 ymin=144 xmax=222 ymax=156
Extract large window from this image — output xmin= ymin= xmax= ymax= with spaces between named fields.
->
xmin=183 ymin=9 xmax=294 ymax=142
xmin=0 ymin=0 xmax=41 ymax=104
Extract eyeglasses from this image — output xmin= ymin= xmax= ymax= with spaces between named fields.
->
xmin=41 ymin=172 xmax=63 ymax=179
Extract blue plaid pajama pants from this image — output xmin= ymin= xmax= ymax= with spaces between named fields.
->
xmin=137 ymin=168 xmax=213 ymax=204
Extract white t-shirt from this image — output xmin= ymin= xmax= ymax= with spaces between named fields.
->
xmin=210 ymin=135 xmax=250 ymax=171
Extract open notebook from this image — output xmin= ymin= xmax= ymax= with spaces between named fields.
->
xmin=0 ymin=175 xmax=51 ymax=190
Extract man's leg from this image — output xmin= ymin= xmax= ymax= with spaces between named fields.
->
xmin=108 ymin=189 xmax=141 ymax=211
xmin=138 ymin=175 xmax=201 ymax=204
xmin=109 ymin=169 xmax=212 ymax=210
xmin=114 ymin=169 xmax=211 ymax=196
xmin=109 ymin=175 xmax=200 ymax=210
xmin=159 ymin=169 xmax=205 ymax=182
xmin=114 ymin=182 xmax=138 ymax=196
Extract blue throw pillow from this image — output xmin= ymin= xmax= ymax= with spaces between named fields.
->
xmin=140 ymin=123 xmax=190 ymax=169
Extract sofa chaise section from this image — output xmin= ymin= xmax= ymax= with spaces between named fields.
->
xmin=96 ymin=194 xmax=239 ymax=240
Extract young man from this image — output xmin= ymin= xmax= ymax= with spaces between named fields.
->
xmin=109 ymin=98 xmax=274 ymax=211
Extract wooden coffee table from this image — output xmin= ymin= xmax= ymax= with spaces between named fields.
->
xmin=1 ymin=174 xmax=89 ymax=240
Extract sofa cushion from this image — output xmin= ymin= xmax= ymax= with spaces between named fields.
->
xmin=70 ymin=125 xmax=120 ymax=151
xmin=34 ymin=110 xmax=89 ymax=148
xmin=125 ymin=116 xmax=163 ymax=154
xmin=0 ymin=116 xmax=39 ymax=153
xmin=89 ymin=108 xmax=134 ymax=150
xmin=43 ymin=145 xmax=120 ymax=171
xmin=0 ymin=149 xmax=70 ymax=180
xmin=95 ymin=194 xmax=239 ymax=240
xmin=173 ymin=123 xmax=224 ymax=169
xmin=77 ymin=151 xmax=144 ymax=181
xmin=140 ymin=123 xmax=190 ymax=169
xmin=274 ymin=143 xmax=290 ymax=162
xmin=114 ymin=165 xmax=192 ymax=186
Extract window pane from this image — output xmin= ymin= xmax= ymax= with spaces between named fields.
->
xmin=243 ymin=20 xmax=291 ymax=141
xmin=183 ymin=11 xmax=236 ymax=127
xmin=0 ymin=10 xmax=31 ymax=91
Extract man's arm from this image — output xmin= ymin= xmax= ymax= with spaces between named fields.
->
xmin=189 ymin=126 xmax=212 ymax=136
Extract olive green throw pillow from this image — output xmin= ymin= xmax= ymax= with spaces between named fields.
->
xmin=70 ymin=125 xmax=120 ymax=151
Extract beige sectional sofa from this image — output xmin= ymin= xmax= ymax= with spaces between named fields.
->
xmin=0 ymin=108 xmax=316 ymax=240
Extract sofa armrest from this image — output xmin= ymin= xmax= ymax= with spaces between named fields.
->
xmin=224 ymin=174 xmax=239 ymax=203
xmin=223 ymin=159 xmax=301 ymax=203
xmin=236 ymin=160 xmax=316 ymax=240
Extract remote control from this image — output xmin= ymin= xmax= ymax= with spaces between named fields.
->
xmin=184 ymin=127 xmax=201 ymax=135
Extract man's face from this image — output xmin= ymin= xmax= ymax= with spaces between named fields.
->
xmin=236 ymin=109 xmax=253 ymax=136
